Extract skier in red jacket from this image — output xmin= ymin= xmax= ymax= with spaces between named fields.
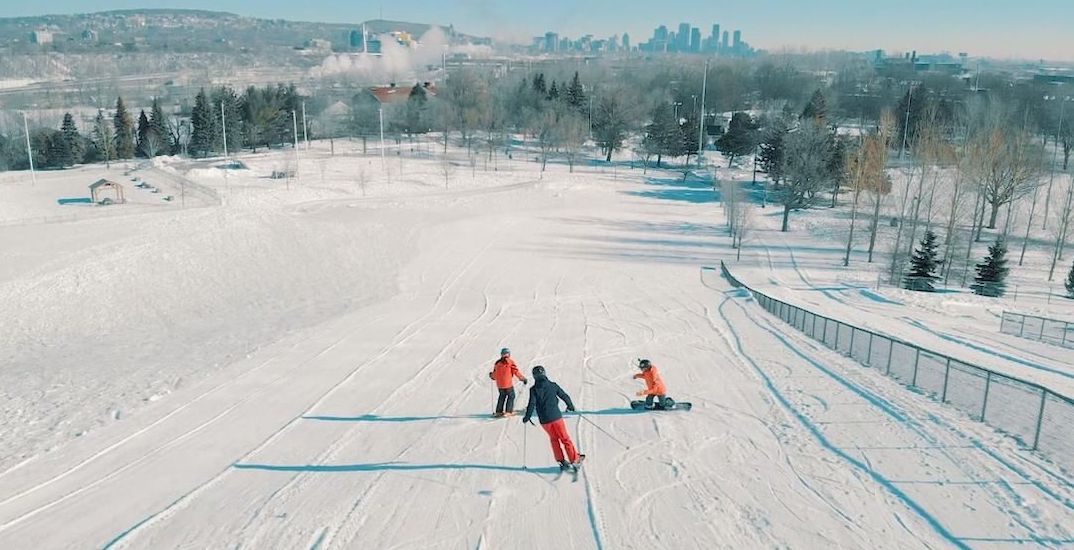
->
xmin=489 ymin=348 xmax=527 ymax=417
xmin=523 ymin=366 xmax=585 ymax=471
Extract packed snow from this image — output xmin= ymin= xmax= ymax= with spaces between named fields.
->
xmin=0 ymin=139 xmax=1072 ymax=549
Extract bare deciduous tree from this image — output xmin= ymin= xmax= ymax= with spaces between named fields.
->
xmin=778 ymin=120 xmax=830 ymax=232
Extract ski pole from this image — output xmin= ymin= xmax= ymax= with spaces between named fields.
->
xmin=576 ymin=413 xmax=631 ymax=450
xmin=522 ymin=422 xmax=528 ymax=470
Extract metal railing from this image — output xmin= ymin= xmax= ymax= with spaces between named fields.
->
xmin=719 ymin=261 xmax=1074 ymax=472
xmin=1000 ymin=311 xmax=1074 ymax=349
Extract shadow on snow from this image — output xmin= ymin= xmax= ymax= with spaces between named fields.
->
xmin=234 ymin=462 xmax=561 ymax=475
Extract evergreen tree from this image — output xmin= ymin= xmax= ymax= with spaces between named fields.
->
xmin=716 ymin=111 xmax=758 ymax=167
xmin=1065 ymin=261 xmax=1074 ymax=299
xmin=213 ymin=86 xmax=243 ymax=153
xmin=547 ymin=81 xmax=559 ymax=101
xmin=113 ymin=97 xmax=135 ymax=159
xmin=92 ymin=110 xmax=116 ymax=167
xmin=643 ymin=103 xmax=680 ymax=167
xmin=136 ymin=109 xmax=151 ymax=157
xmin=758 ymin=117 xmax=789 ymax=185
xmin=532 ymin=73 xmax=546 ymax=96
xmin=58 ymin=112 xmax=83 ymax=167
xmin=190 ymin=88 xmax=217 ymax=157
xmin=801 ymin=89 xmax=828 ymax=122
xmin=903 ymin=230 xmax=942 ymax=292
xmin=565 ymin=71 xmax=585 ymax=110
xmin=971 ymin=238 xmax=1010 ymax=297
xmin=149 ymin=98 xmax=170 ymax=155
xmin=404 ymin=83 xmax=428 ymax=135
xmin=592 ymin=94 xmax=629 ymax=162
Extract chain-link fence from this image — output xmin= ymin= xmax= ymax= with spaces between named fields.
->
xmin=719 ymin=261 xmax=1074 ymax=472
xmin=1000 ymin=311 xmax=1074 ymax=349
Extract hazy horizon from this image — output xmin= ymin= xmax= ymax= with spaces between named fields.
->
xmin=3 ymin=0 xmax=1074 ymax=62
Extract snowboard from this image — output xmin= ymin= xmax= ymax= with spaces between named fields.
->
xmin=630 ymin=400 xmax=692 ymax=411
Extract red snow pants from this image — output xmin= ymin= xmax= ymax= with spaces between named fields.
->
xmin=540 ymin=418 xmax=579 ymax=463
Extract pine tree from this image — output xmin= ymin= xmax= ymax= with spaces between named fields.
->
xmin=190 ymin=88 xmax=217 ymax=157
xmin=213 ymin=86 xmax=243 ymax=153
xmin=532 ymin=73 xmax=546 ymax=96
xmin=1065 ymin=261 xmax=1074 ymax=299
xmin=547 ymin=81 xmax=559 ymax=101
xmin=801 ymin=89 xmax=828 ymax=122
xmin=565 ymin=71 xmax=585 ymax=110
xmin=58 ymin=112 xmax=83 ymax=167
xmin=405 ymin=83 xmax=428 ymax=135
xmin=903 ymin=230 xmax=942 ymax=292
xmin=113 ymin=97 xmax=135 ymax=159
xmin=971 ymin=238 xmax=1010 ymax=297
xmin=716 ymin=112 xmax=758 ymax=167
xmin=149 ymin=98 xmax=170 ymax=155
xmin=643 ymin=103 xmax=680 ymax=168
xmin=758 ymin=117 xmax=789 ymax=185
xmin=136 ymin=109 xmax=151 ymax=157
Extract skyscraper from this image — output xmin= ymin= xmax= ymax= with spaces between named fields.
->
xmin=721 ymin=31 xmax=729 ymax=51
xmin=711 ymin=24 xmax=720 ymax=52
xmin=545 ymin=32 xmax=559 ymax=53
xmin=678 ymin=22 xmax=690 ymax=51
xmin=733 ymin=30 xmax=741 ymax=53
xmin=690 ymin=27 xmax=701 ymax=52
xmin=622 ymin=32 xmax=631 ymax=51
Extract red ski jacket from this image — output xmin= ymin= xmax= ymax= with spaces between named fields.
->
xmin=491 ymin=357 xmax=526 ymax=389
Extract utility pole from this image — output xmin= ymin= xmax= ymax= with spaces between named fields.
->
xmin=292 ymin=110 xmax=300 ymax=186
xmin=899 ymin=84 xmax=913 ymax=159
xmin=1043 ymin=97 xmax=1066 ymax=230
xmin=220 ymin=102 xmax=228 ymax=158
xmin=698 ymin=59 xmax=708 ymax=166
xmin=22 ymin=111 xmax=36 ymax=186
xmin=302 ymin=101 xmax=309 ymax=150
xmin=379 ymin=107 xmax=386 ymax=169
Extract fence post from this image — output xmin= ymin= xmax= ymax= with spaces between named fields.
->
xmin=1019 ymin=314 xmax=1027 ymax=338
xmin=941 ymin=358 xmax=951 ymax=403
xmin=981 ymin=371 xmax=992 ymax=422
xmin=1031 ymin=390 xmax=1048 ymax=451
xmin=867 ymin=332 xmax=874 ymax=366
xmin=1039 ymin=319 xmax=1047 ymax=341
xmin=1064 ymin=322 xmax=1070 ymax=347
xmin=885 ymin=339 xmax=894 ymax=375
xmin=911 ymin=348 xmax=921 ymax=387
xmin=850 ymin=328 xmax=856 ymax=357
xmin=812 ymin=314 xmax=818 ymax=339
xmin=834 ymin=321 xmax=842 ymax=350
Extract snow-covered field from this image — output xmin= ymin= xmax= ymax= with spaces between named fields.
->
xmin=1 ymin=141 xmax=1072 ymax=548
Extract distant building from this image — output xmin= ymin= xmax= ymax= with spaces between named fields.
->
xmin=349 ymin=29 xmax=364 ymax=49
xmin=30 ymin=29 xmax=53 ymax=44
xmin=721 ymin=31 xmax=729 ymax=51
xmin=677 ymin=22 xmax=690 ymax=51
xmin=544 ymin=31 xmax=559 ymax=53
xmin=733 ymin=30 xmax=741 ymax=53
xmin=303 ymin=38 xmax=332 ymax=52
xmin=709 ymin=24 xmax=720 ymax=52
xmin=690 ymin=27 xmax=701 ymax=53
xmin=622 ymin=32 xmax=630 ymax=51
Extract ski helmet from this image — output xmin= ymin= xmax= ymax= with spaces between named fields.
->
xmin=532 ymin=365 xmax=546 ymax=377
xmin=638 ymin=359 xmax=652 ymax=369
xmin=500 ymin=347 xmax=510 ymax=355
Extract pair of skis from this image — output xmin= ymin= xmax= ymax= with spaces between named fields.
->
xmin=554 ymin=454 xmax=585 ymax=482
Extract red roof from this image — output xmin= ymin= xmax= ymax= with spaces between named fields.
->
xmin=369 ymin=84 xmax=437 ymax=104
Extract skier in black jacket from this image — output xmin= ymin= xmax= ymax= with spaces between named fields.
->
xmin=523 ymin=366 xmax=584 ymax=470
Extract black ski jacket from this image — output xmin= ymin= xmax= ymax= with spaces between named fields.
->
xmin=524 ymin=375 xmax=575 ymax=425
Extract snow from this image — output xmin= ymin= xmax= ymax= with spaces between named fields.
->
xmin=0 ymin=140 xmax=1072 ymax=548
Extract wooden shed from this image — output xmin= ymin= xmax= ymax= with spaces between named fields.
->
xmin=89 ymin=179 xmax=126 ymax=204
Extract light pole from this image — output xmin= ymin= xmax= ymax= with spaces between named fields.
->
xmin=697 ymin=59 xmax=708 ymax=167
xmin=1043 ymin=95 xmax=1069 ymax=231
xmin=22 ymin=111 xmax=36 ymax=186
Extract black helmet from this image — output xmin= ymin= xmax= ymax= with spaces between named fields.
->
xmin=532 ymin=365 xmax=546 ymax=377
xmin=638 ymin=359 xmax=652 ymax=369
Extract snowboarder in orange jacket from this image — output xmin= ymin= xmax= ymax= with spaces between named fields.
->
xmin=633 ymin=359 xmax=668 ymax=409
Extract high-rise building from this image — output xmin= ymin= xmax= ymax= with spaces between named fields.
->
xmin=690 ymin=27 xmax=701 ymax=52
xmin=622 ymin=32 xmax=631 ymax=51
xmin=710 ymin=24 xmax=720 ymax=51
xmin=545 ymin=32 xmax=559 ymax=53
xmin=721 ymin=31 xmax=730 ymax=51
xmin=677 ymin=22 xmax=690 ymax=51
xmin=733 ymin=30 xmax=741 ymax=52
xmin=654 ymin=25 xmax=668 ymax=42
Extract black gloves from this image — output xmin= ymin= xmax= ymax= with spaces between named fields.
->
xmin=522 ymin=416 xmax=532 ymax=425
xmin=566 ymin=406 xmax=576 ymax=412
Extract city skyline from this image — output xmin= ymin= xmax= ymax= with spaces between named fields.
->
xmin=2 ymin=0 xmax=1073 ymax=61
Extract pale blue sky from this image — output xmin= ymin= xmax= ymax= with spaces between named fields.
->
xmin=6 ymin=1 xmax=1073 ymax=60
